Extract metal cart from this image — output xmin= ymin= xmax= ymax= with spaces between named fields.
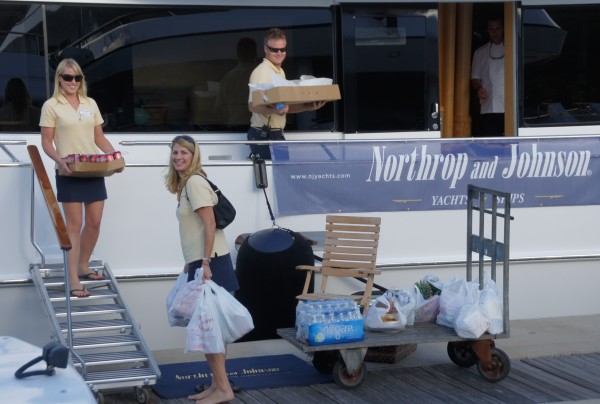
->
xmin=277 ymin=185 xmax=513 ymax=389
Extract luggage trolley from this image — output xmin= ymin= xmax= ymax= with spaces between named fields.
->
xmin=277 ymin=184 xmax=513 ymax=388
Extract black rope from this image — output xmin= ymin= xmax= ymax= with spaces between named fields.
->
xmin=262 ymin=187 xmax=276 ymax=224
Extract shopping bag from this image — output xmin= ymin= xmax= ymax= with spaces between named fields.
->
xmin=413 ymin=275 xmax=442 ymax=323
xmin=206 ymin=280 xmax=254 ymax=343
xmin=364 ymin=291 xmax=408 ymax=333
xmin=166 ymin=273 xmax=190 ymax=327
xmin=185 ymin=283 xmax=225 ymax=353
xmin=437 ymin=277 xmax=479 ymax=328
xmin=454 ymin=303 xmax=490 ymax=339
xmin=169 ymin=278 xmax=203 ymax=320
xmin=479 ymin=279 xmax=503 ymax=334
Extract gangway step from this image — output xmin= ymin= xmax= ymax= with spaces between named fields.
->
xmin=60 ymin=319 xmax=132 ymax=333
xmin=54 ymin=304 xmax=125 ymax=317
xmin=74 ymin=351 xmax=149 ymax=367
xmin=83 ymin=367 xmax=157 ymax=387
xmin=72 ymin=334 xmax=140 ymax=350
xmin=48 ymin=289 xmax=119 ymax=302
xmin=42 ymin=278 xmax=111 ymax=289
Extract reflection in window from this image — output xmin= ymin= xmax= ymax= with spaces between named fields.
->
xmin=41 ymin=6 xmax=334 ymax=133
xmin=0 ymin=4 xmax=44 ymax=132
xmin=523 ymin=6 xmax=600 ymax=126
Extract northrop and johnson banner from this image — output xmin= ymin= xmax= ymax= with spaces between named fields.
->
xmin=271 ymin=137 xmax=600 ymax=215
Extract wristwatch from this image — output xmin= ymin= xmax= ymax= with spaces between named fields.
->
xmin=201 ymin=258 xmax=211 ymax=264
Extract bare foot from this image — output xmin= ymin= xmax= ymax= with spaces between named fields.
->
xmin=194 ymin=387 xmax=234 ymax=403
xmin=188 ymin=385 xmax=215 ymax=401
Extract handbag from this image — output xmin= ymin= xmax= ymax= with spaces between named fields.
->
xmin=186 ymin=174 xmax=236 ymax=229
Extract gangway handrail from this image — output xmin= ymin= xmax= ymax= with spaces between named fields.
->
xmin=26 ymin=145 xmax=81 ymax=365
xmin=118 ymin=132 xmax=600 ymax=148
xmin=1 ymin=140 xmax=26 ymax=162
xmin=27 ymin=145 xmax=71 ymax=251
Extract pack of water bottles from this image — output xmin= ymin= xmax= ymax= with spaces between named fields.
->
xmin=295 ymin=299 xmax=365 ymax=346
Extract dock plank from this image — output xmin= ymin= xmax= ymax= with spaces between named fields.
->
xmin=104 ymin=352 xmax=600 ymax=404
xmin=522 ymin=356 xmax=600 ymax=394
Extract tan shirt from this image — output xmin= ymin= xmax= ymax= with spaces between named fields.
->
xmin=248 ymin=58 xmax=286 ymax=130
xmin=177 ymin=174 xmax=229 ymax=263
xmin=39 ymin=93 xmax=104 ymax=157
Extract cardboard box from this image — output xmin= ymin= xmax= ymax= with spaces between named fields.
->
xmin=252 ymin=84 xmax=341 ymax=106
xmin=59 ymin=158 xmax=125 ymax=178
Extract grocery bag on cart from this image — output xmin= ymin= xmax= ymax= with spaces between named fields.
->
xmin=479 ymin=278 xmax=503 ymax=334
xmin=413 ymin=275 xmax=443 ymax=323
xmin=365 ymin=290 xmax=415 ymax=332
xmin=436 ymin=277 xmax=479 ymax=328
xmin=454 ymin=302 xmax=490 ymax=338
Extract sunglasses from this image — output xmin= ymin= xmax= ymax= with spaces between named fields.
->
xmin=60 ymin=74 xmax=84 ymax=82
xmin=172 ymin=135 xmax=196 ymax=146
xmin=267 ymin=46 xmax=287 ymax=53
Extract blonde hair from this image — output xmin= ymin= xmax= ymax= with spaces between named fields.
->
xmin=164 ymin=136 xmax=207 ymax=200
xmin=53 ymin=58 xmax=88 ymax=99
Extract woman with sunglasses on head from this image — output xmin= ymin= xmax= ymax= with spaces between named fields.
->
xmin=40 ymin=58 xmax=122 ymax=298
xmin=165 ymin=135 xmax=239 ymax=404
xmin=247 ymin=27 xmax=326 ymax=159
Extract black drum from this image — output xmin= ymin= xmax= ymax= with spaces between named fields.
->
xmin=235 ymin=228 xmax=314 ymax=341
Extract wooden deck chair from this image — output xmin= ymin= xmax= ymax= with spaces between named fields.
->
xmin=296 ymin=215 xmax=382 ymax=311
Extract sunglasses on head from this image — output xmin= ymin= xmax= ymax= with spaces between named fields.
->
xmin=267 ymin=46 xmax=287 ymax=53
xmin=60 ymin=74 xmax=83 ymax=82
xmin=172 ymin=135 xmax=196 ymax=146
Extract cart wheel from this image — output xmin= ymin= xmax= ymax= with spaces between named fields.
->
xmin=312 ymin=350 xmax=338 ymax=374
xmin=476 ymin=347 xmax=511 ymax=382
xmin=134 ymin=386 xmax=148 ymax=403
xmin=332 ymin=358 xmax=367 ymax=389
xmin=447 ymin=342 xmax=478 ymax=367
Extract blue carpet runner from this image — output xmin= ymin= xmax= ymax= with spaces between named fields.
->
xmin=151 ymin=354 xmax=333 ymax=398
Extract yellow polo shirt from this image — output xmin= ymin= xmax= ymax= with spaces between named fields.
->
xmin=248 ymin=58 xmax=286 ymax=130
xmin=39 ymin=93 xmax=104 ymax=158
xmin=177 ymin=174 xmax=229 ymax=264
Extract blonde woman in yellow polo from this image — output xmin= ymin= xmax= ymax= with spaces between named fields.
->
xmin=40 ymin=58 xmax=122 ymax=298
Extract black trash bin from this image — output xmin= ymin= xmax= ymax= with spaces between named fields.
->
xmin=235 ymin=228 xmax=314 ymax=341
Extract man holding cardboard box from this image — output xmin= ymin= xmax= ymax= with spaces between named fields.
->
xmin=247 ymin=28 xmax=326 ymax=159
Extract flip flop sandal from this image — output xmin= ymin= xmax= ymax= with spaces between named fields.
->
xmin=70 ymin=287 xmax=90 ymax=298
xmin=78 ymin=271 xmax=104 ymax=280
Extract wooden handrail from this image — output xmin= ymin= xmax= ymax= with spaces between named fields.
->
xmin=27 ymin=145 xmax=71 ymax=251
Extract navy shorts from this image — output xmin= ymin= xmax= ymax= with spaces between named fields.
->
xmin=247 ymin=126 xmax=286 ymax=160
xmin=187 ymin=253 xmax=239 ymax=293
xmin=55 ymin=171 xmax=107 ymax=203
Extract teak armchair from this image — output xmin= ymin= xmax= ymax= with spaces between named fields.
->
xmin=296 ymin=215 xmax=382 ymax=311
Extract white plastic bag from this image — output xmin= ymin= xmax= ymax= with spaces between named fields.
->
xmin=166 ymin=273 xmax=190 ymax=327
xmin=207 ymin=280 xmax=254 ymax=343
xmin=169 ymin=278 xmax=203 ymax=320
xmin=454 ymin=303 xmax=490 ymax=339
xmin=479 ymin=279 xmax=503 ymax=334
xmin=185 ymin=282 xmax=225 ymax=353
xmin=436 ymin=277 xmax=479 ymax=328
xmin=365 ymin=290 xmax=414 ymax=332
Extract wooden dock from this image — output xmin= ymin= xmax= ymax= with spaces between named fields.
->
xmin=104 ymin=351 xmax=600 ymax=403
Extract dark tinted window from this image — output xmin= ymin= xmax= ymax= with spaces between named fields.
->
xmin=522 ymin=6 xmax=600 ymax=126
xmin=0 ymin=5 xmax=44 ymax=132
xmin=340 ymin=6 xmax=439 ymax=133
xmin=1 ymin=4 xmax=334 ymax=133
